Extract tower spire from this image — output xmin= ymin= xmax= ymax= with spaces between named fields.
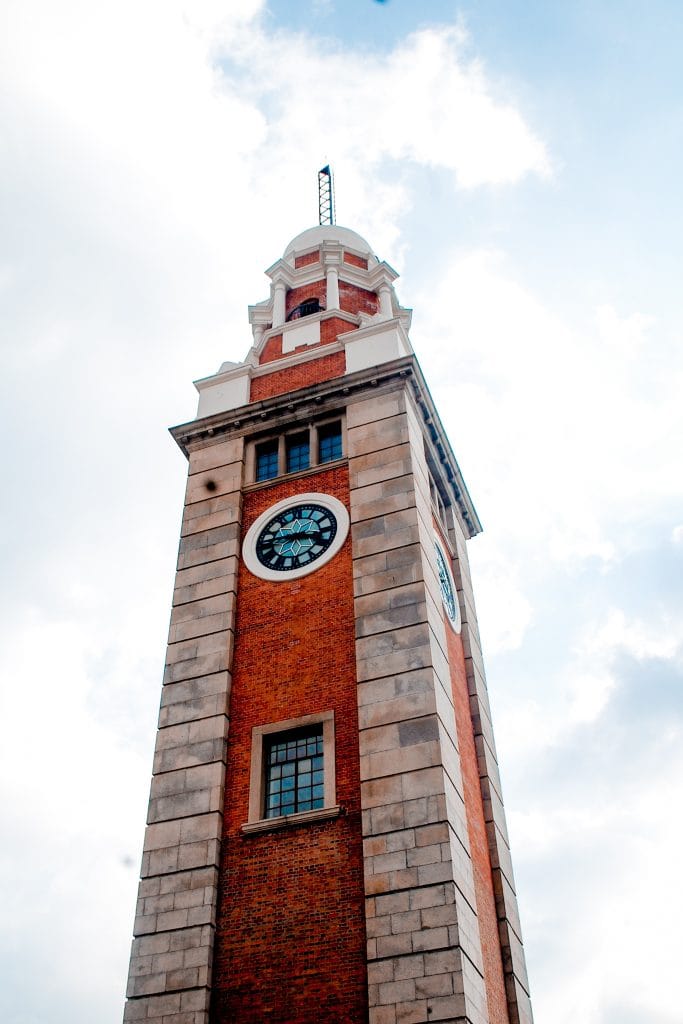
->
xmin=318 ymin=165 xmax=335 ymax=226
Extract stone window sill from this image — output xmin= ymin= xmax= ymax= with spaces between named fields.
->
xmin=241 ymin=805 xmax=341 ymax=836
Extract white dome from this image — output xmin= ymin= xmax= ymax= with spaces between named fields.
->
xmin=284 ymin=225 xmax=374 ymax=258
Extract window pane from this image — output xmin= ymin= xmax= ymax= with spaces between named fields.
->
xmin=286 ymin=432 xmax=310 ymax=473
xmin=264 ymin=725 xmax=324 ymax=819
xmin=256 ymin=440 xmax=279 ymax=481
xmin=318 ymin=421 xmax=342 ymax=464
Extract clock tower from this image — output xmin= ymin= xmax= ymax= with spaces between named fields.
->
xmin=123 ymin=224 xmax=533 ymax=1024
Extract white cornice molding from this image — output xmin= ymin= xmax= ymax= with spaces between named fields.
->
xmin=339 ymin=314 xmax=413 ymax=353
xmin=248 ymin=299 xmax=272 ymax=327
xmin=261 ymin=257 xmax=398 ymax=294
xmin=193 ymin=360 xmax=252 ymax=393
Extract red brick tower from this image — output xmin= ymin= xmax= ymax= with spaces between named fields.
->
xmin=123 ymin=225 xmax=533 ymax=1024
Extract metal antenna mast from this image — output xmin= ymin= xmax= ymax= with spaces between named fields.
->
xmin=318 ymin=165 xmax=335 ymax=226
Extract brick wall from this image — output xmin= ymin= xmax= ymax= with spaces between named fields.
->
xmin=343 ymin=253 xmax=368 ymax=270
xmin=250 ymin=351 xmax=346 ymax=402
xmin=340 ymin=282 xmax=378 ymax=317
xmin=321 ymin=316 xmax=356 ymax=345
xmin=294 ymin=251 xmax=320 ymax=269
xmin=259 ymin=334 xmax=284 ymax=364
xmin=209 ymin=466 xmax=368 ymax=1024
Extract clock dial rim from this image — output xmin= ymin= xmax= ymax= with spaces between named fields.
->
xmin=434 ymin=533 xmax=462 ymax=633
xmin=243 ymin=492 xmax=350 ymax=582
xmin=255 ymin=503 xmax=338 ymax=572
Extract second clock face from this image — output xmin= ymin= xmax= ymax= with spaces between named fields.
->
xmin=255 ymin=503 xmax=338 ymax=572
xmin=434 ymin=535 xmax=461 ymax=632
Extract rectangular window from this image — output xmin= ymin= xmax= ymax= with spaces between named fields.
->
xmin=286 ymin=432 xmax=310 ymax=474
xmin=244 ymin=711 xmax=338 ymax=833
xmin=256 ymin=439 xmax=279 ymax=481
xmin=264 ymin=726 xmax=324 ymax=818
xmin=250 ymin=417 xmax=345 ymax=485
xmin=318 ymin=421 xmax=342 ymax=464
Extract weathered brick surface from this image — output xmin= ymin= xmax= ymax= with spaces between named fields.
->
xmin=259 ymin=332 xmax=284 ymax=363
xmin=340 ymin=280 xmax=379 ymax=316
xmin=210 ymin=465 xmax=368 ymax=1024
xmin=294 ymin=250 xmax=319 ymax=268
xmin=321 ymin=314 xmax=357 ymax=344
xmin=250 ymin=350 xmax=346 ymax=401
xmin=257 ymin=318 xmax=357 ymax=372
xmin=344 ymin=252 xmax=369 ymax=269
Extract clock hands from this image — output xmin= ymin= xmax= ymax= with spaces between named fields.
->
xmin=255 ymin=504 xmax=337 ymax=571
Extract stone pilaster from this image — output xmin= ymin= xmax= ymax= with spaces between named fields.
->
xmin=123 ymin=437 xmax=243 ymax=1024
xmin=348 ymin=386 xmax=489 ymax=1024
xmin=449 ymin=522 xmax=533 ymax=1024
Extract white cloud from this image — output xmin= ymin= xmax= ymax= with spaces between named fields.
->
xmin=466 ymin=551 xmax=533 ymax=655
xmin=0 ymin=609 xmax=154 ymax=1021
xmin=505 ymin=602 xmax=683 ymax=1024
xmin=582 ymin=607 xmax=682 ymax=662
xmin=416 ymin=251 xmax=683 ymax=573
xmin=218 ymin=22 xmax=550 ymax=251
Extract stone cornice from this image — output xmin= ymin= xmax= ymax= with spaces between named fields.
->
xmin=343 ymin=314 xmax=413 ymax=351
xmin=258 ymin=257 xmax=398 ymax=298
xmin=174 ymin=354 xmax=481 ymax=538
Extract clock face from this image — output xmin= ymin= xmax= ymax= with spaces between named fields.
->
xmin=434 ymin=535 xmax=461 ymax=632
xmin=255 ymin=503 xmax=337 ymax=572
xmin=243 ymin=492 xmax=350 ymax=582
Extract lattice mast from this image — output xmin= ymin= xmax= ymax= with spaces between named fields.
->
xmin=318 ymin=165 xmax=335 ymax=226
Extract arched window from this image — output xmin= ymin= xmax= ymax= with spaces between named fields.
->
xmin=286 ymin=297 xmax=323 ymax=321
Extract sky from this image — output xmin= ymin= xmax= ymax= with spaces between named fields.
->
xmin=1 ymin=1 xmax=682 ymax=1022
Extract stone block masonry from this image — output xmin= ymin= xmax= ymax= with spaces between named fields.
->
xmin=348 ymin=388 xmax=492 ymax=1024
xmin=123 ymin=437 xmax=244 ymax=1024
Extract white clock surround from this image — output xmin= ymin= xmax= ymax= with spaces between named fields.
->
xmin=434 ymin=533 xmax=462 ymax=633
xmin=242 ymin=492 xmax=350 ymax=582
